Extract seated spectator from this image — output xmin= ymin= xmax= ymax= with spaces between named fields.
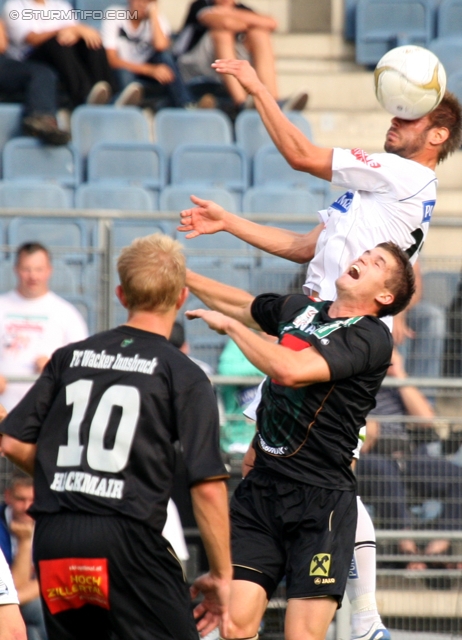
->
xmin=0 ymin=475 xmax=47 ymax=640
xmin=0 ymin=242 xmax=88 ymax=412
xmin=218 ymin=337 xmax=265 ymax=454
xmin=357 ymin=348 xmax=462 ymax=567
xmin=0 ymin=20 xmax=69 ymax=144
xmin=175 ymin=0 xmax=307 ymax=113
xmin=102 ymin=0 xmax=192 ymax=108
xmin=4 ymin=0 xmax=117 ymax=108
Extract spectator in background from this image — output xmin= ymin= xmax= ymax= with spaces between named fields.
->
xmin=0 ymin=20 xmax=69 ymax=144
xmin=175 ymin=0 xmax=307 ymax=114
xmin=357 ymin=348 xmax=462 ymax=566
xmin=3 ymin=0 xmax=117 ymax=108
xmin=102 ymin=0 xmax=193 ymax=108
xmin=0 ymin=242 xmax=88 ymax=412
xmin=0 ymin=476 xmax=47 ymax=640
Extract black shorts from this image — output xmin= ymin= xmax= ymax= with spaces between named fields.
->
xmin=33 ymin=512 xmax=198 ymax=640
xmin=230 ymin=470 xmax=357 ymax=605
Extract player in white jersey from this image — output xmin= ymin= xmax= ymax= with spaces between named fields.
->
xmin=178 ymin=59 xmax=462 ymax=640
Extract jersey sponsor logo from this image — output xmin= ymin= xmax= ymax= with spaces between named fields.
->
xmin=422 ymin=199 xmax=435 ymax=223
xmin=349 ymin=555 xmax=359 ymax=579
xmin=39 ymin=558 xmax=109 ymax=614
xmin=320 ymin=338 xmax=330 ymax=345
xmin=0 ymin=577 xmax=9 ymax=595
xmin=330 ymin=190 xmax=354 ymax=214
xmin=70 ymin=349 xmax=158 ymax=375
xmin=313 ymin=316 xmax=362 ymax=339
xmin=310 ymin=553 xmax=331 ymax=576
xmin=351 ymin=148 xmax=381 ymax=168
xmin=50 ymin=471 xmax=124 ymax=499
xmin=292 ymin=305 xmax=318 ymax=331
xmin=121 ymin=338 xmax=134 ymax=347
xmin=257 ymin=433 xmax=288 ymax=456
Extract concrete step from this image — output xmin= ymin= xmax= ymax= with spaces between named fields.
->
xmin=273 ymin=33 xmax=355 ymax=60
xmin=277 ymin=58 xmax=361 ymax=74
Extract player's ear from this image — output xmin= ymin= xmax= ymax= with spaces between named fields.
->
xmin=115 ymin=285 xmax=127 ymax=308
xmin=429 ymin=125 xmax=449 ymax=146
xmin=176 ymin=286 xmax=189 ymax=310
xmin=376 ymin=289 xmax=394 ymax=307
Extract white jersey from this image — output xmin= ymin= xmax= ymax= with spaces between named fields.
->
xmin=304 ymin=147 xmax=437 ymax=301
xmin=0 ymin=548 xmax=18 ymax=605
xmin=0 ymin=290 xmax=88 ymax=410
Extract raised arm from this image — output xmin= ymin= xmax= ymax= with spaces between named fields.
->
xmin=179 ymin=195 xmax=323 ymax=264
xmin=186 ymin=310 xmax=330 ymax=387
xmin=211 ymin=59 xmax=333 ymax=179
xmin=0 ymin=437 xmax=36 ymax=476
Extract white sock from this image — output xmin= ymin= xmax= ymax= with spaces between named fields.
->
xmin=346 ymin=497 xmax=384 ymax=638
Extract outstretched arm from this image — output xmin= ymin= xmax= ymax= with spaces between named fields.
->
xmin=186 ymin=309 xmax=331 ymax=387
xmin=186 ymin=269 xmax=260 ymax=329
xmin=211 ymin=59 xmax=333 ymax=179
xmin=179 ymin=195 xmax=323 ymax=264
xmin=0 ymin=436 xmax=36 ymax=476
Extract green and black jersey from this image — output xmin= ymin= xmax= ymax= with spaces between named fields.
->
xmin=251 ymin=293 xmax=392 ymax=491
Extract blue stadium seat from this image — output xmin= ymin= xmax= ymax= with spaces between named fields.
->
xmin=71 ymin=106 xmax=150 ymax=161
xmin=437 ymin=0 xmax=462 ymax=36
xmin=112 ymin=219 xmax=172 ymax=248
xmin=7 ymin=216 xmax=87 ymax=250
xmin=171 ymin=144 xmax=249 ymax=203
xmin=87 ymin=142 xmax=167 ymax=193
xmin=235 ymin=110 xmax=313 ymax=160
xmin=159 ymin=185 xmax=239 ymax=214
xmin=356 ymin=0 xmax=434 ymax=66
xmin=62 ymin=294 xmax=97 ymax=334
xmin=155 ymin=109 xmax=233 ymax=157
xmin=447 ymin=69 xmax=462 ymax=103
xmin=253 ymin=145 xmax=329 ymax=210
xmin=344 ymin=0 xmax=359 ymax=40
xmin=242 ymin=186 xmax=318 ymax=215
xmin=0 ymin=104 xmax=23 ymax=174
xmin=3 ymin=138 xmax=81 ymax=196
xmin=0 ymin=181 xmax=70 ymax=209
xmin=429 ymin=36 xmax=462 ymax=77
xmin=75 ymin=184 xmax=154 ymax=211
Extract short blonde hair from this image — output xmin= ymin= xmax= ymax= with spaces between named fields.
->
xmin=117 ymin=233 xmax=186 ymax=312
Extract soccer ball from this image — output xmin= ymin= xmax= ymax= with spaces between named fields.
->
xmin=374 ymin=45 xmax=446 ymax=120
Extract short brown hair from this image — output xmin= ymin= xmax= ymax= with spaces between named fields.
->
xmin=427 ymin=91 xmax=462 ymax=163
xmin=117 ymin=233 xmax=186 ymax=312
xmin=15 ymin=242 xmax=51 ymax=265
xmin=376 ymin=242 xmax=416 ymax=317
xmin=8 ymin=474 xmax=33 ymax=491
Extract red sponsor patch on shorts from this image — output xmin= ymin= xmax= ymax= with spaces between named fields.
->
xmin=39 ymin=558 xmax=110 ymax=614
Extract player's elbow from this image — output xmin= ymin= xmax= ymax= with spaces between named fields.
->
xmin=271 ymin=363 xmax=303 ymax=388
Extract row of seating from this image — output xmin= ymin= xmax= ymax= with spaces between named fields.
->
xmin=351 ymin=0 xmax=462 ymax=65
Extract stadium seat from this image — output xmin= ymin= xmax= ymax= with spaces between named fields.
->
xmin=170 ymin=144 xmax=249 ymax=203
xmin=0 ymin=104 xmax=23 ymax=175
xmin=87 ymin=142 xmax=167 ymax=192
xmin=159 ymin=185 xmax=239 ymax=214
xmin=112 ymin=219 xmax=172 ymax=249
xmin=3 ymin=138 xmax=81 ymax=195
xmin=344 ymin=0 xmax=360 ymax=40
xmin=71 ymin=106 xmax=150 ymax=162
xmin=75 ymin=184 xmax=154 ymax=211
xmin=242 ymin=186 xmax=318 ymax=215
xmin=154 ymin=109 xmax=233 ymax=158
xmin=429 ymin=36 xmax=462 ymax=77
xmin=447 ymin=69 xmax=462 ymax=103
xmin=253 ymin=145 xmax=329 ymax=210
xmin=8 ymin=216 xmax=88 ymax=250
xmin=235 ymin=110 xmax=313 ymax=160
xmin=0 ymin=181 xmax=70 ymax=209
xmin=356 ymin=0 xmax=434 ymax=66
xmin=437 ymin=0 xmax=462 ymax=37
xmin=62 ymin=294 xmax=97 ymax=334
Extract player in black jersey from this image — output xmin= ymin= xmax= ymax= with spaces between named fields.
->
xmin=186 ymin=243 xmax=415 ymax=640
xmin=0 ymin=234 xmax=233 ymax=640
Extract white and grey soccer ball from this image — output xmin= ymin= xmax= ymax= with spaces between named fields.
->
xmin=374 ymin=45 xmax=446 ymax=120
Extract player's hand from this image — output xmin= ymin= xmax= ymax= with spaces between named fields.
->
xmin=0 ymin=377 xmax=7 ymax=396
xmin=78 ymin=25 xmax=102 ymax=49
xmin=211 ymin=58 xmax=263 ymax=96
xmin=190 ymin=572 xmax=230 ymax=637
xmin=56 ymin=26 xmax=80 ymax=46
xmin=186 ymin=309 xmax=229 ymax=335
xmin=143 ymin=63 xmax=174 ymax=84
xmin=178 ymin=196 xmax=228 ymax=239
xmin=9 ymin=520 xmax=34 ymax=542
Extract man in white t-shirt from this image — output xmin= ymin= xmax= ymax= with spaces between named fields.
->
xmin=0 ymin=242 xmax=88 ymax=412
xmin=3 ymin=0 xmax=117 ymax=107
xmin=178 ymin=60 xmax=462 ymax=640
xmin=101 ymin=0 xmax=192 ymax=108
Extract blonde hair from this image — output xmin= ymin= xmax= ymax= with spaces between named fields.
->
xmin=117 ymin=233 xmax=186 ymax=312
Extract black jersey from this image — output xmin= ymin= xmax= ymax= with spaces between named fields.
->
xmin=251 ymin=294 xmax=392 ymax=491
xmin=0 ymin=326 xmax=228 ymax=531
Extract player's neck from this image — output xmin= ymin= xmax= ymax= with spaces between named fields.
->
xmin=328 ymin=298 xmax=375 ymax=319
xmin=123 ymin=309 xmax=177 ymax=339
